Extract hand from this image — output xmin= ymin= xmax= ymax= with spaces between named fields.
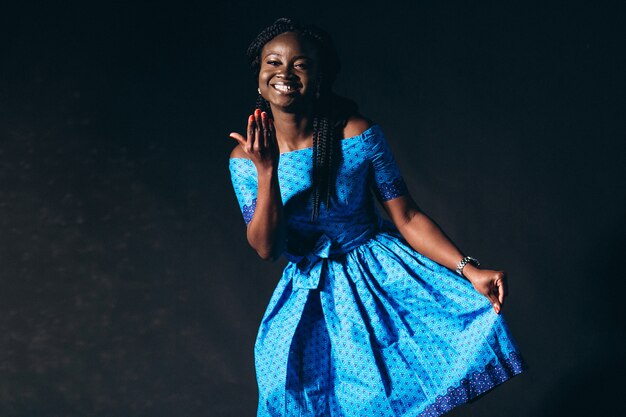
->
xmin=229 ymin=109 xmax=278 ymax=171
xmin=462 ymin=265 xmax=508 ymax=314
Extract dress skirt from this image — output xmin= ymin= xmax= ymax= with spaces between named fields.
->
xmin=254 ymin=228 xmax=526 ymax=417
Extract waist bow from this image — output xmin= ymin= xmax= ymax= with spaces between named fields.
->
xmin=284 ymin=234 xmax=333 ymax=291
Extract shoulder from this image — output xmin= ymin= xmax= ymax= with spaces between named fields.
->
xmin=342 ymin=114 xmax=375 ymax=139
xmin=229 ymin=146 xmax=254 ymax=179
xmin=229 ymin=145 xmax=249 ymax=160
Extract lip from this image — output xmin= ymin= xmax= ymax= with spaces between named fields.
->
xmin=270 ymin=82 xmax=302 ymax=94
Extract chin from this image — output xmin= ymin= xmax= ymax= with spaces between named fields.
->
xmin=272 ymin=95 xmax=316 ymax=111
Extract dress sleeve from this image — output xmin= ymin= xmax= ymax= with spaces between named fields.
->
xmin=229 ymin=158 xmax=258 ymax=225
xmin=366 ymin=125 xmax=409 ymax=202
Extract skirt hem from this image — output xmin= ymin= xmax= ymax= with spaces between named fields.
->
xmin=417 ymin=351 xmax=527 ymax=417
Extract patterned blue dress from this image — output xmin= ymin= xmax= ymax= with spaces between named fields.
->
xmin=229 ymin=124 xmax=526 ymax=417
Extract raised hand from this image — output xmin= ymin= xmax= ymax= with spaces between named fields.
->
xmin=229 ymin=108 xmax=278 ymax=171
xmin=463 ymin=266 xmax=508 ymax=314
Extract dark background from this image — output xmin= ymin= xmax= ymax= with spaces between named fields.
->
xmin=1 ymin=1 xmax=624 ymax=416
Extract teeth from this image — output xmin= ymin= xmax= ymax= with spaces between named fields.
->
xmin=273 ymin=83 xmax=298 ymax=92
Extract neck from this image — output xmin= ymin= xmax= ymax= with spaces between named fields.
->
xmin=270 ymin=106 xmax=315 ymax=153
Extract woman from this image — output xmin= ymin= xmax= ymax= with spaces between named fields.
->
xmin=229 ymin=17 xmax=526 ymax=417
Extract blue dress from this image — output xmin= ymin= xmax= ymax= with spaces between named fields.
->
xmin=229 ymin=124 xmax=526 ymax=417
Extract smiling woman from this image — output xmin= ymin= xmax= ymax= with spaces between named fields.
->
xmin=227 ymin=17 xmax=526 ymax=417
xmin=258 ymin=32 xmax=318 ymax=106
xmin=259 ymin=32 xmax=317 ymax=94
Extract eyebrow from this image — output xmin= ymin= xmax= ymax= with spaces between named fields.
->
xmin=263 ymin=53 xmax=311 ymax=60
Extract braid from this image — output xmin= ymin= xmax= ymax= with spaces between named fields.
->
xmin=256 ymin=93 xmax=273 ymax=119
xmin=246 ymin=17 xmax=351 ymax=221
xmin=311 ymin=117 xmax=321 ymax=220
xmin=326 ymin=118 xmax=335 ymax=207
xmin=313 ymin=115 xmax=332 ymax=219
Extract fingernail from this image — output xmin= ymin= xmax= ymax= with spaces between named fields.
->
xmin=495 ymin=305 xmax=500 ymax=314
xmin=261 ymin=112 xmax=266 ymax=118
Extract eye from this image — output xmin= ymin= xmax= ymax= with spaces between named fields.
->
xmin=266 ymin=60 xmax=281 ymax=66
xmin=294 ymin=63 xmax=308 ymax=70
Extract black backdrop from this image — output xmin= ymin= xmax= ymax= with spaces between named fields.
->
xmin=1 ymin=1 xmax=625 ymax=416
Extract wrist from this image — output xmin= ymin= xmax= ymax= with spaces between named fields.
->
xmin=256 ymin=164 xmax=278 ymax=178
xmin=455 ymin=255 xmax=481 ymax=280
xmin=461 ymin=263 xmax=481 ymax=281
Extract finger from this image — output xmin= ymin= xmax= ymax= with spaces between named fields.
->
xmin=261 ymin=111 xmax=269 ymax=149
xmin=229 ymin=132 xmax=246 ymax=148
xmin=253 ymin=109 xmax=262 ymax=152
xmin=486 ymin=292 xmax=500 ymax=314
xmin=493 ymin=302 xmax=501 ymax=314
xmin=264 ymin=112 xmax=272 ymax=149
xmin=268 ymin=118 xmax=276 ymax=151
xmin=497 ymin=279 xmax=505 ymax=305
xmin=489 ymin=295 xmax=501 ymax=314
xmin=246 ymin=114 xmax=255 ymax=152
xmin=502 ymin=272 xmax=509 ymax=297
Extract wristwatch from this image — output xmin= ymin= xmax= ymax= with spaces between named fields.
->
xmin=456 ymin=256 xmax=480 ymax=277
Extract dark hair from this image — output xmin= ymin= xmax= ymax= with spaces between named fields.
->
xmin=246 ymin=17 xmax=358 ymax=221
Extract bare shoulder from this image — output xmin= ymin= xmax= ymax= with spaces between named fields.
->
xmin=229 ymin=145 xmax=249 ymax=160
xmin=342 ymin=114 xmax=375 ymax=139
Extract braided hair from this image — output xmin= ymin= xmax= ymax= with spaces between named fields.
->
xmin=246 ymin=17 xmax=358 ymax=221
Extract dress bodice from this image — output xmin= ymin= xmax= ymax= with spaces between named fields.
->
xmin=229 ymin=124 xmax=408 ymax=258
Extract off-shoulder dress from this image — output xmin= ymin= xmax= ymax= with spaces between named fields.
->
xmin=229 ymin=124 xmax=526 ymax=417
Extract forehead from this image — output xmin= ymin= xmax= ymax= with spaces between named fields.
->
xmin=261 ymin=32 xmax=318 ymax=59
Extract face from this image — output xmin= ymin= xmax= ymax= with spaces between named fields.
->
xmin=258 ymin=32 xmax=320 ymax=111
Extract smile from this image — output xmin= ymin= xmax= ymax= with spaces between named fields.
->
xmin=271 ymin=82 xmax=301 ymax=93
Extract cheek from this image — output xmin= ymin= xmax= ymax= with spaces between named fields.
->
xmin=302 ymin=75 xmax=314 ymax=90
xmin=258 ymin=70 xmax=271 ymax=84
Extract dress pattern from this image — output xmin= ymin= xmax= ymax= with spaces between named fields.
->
xmin=229 ymin=125 xmax=526 ymax=417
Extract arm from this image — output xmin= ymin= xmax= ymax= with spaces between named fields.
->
xmin=246 ymin=165 xmax=286 ymax=261
xmin=381 ymin=194 xmax=508 ymax=313
xmin=230 ymin=109 xmax=286 ymax=261
xmin=365 ymin=124 xmax=507 ymax=312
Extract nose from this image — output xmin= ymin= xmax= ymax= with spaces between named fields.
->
xmin=276 ymin=66 xmax=297 ymax=79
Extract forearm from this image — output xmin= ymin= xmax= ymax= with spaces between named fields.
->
xmin=246 ymin=167 xmax=286 ymax=261
xmin=397 ymin=210 xmax=469 ymax=275
xmin=385 ymin=198 xmax=504 ymax=312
